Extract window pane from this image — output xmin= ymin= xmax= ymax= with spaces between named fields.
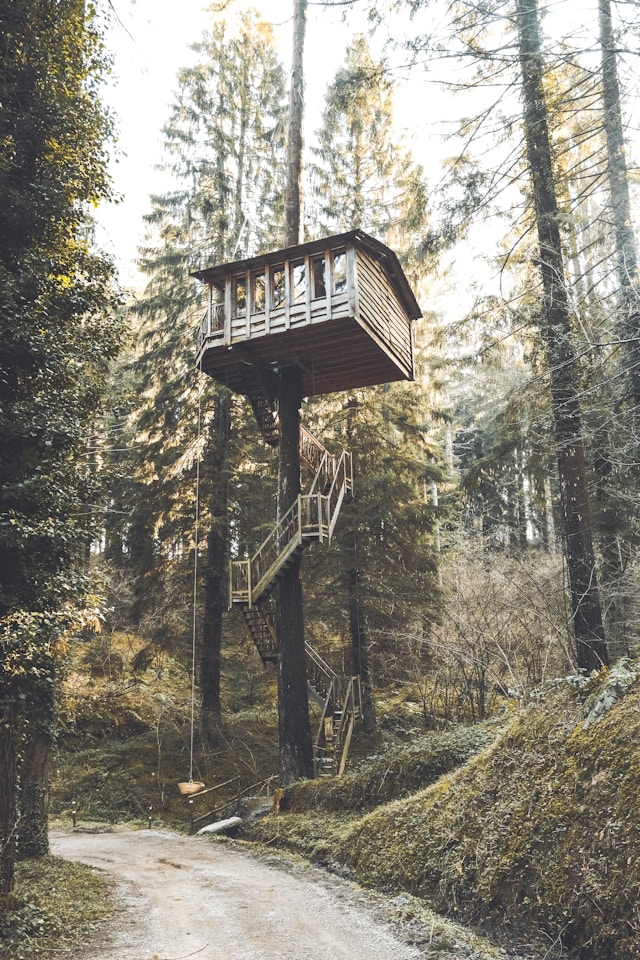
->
xmin=252 ymin=272 xmax=265 ymax=313
xmin=292 ymin=260 xmax=306 ymax=304
xmin=234 ymin=277 xmax=247 ymax=317
xmin=311 ymin=257 xmax=326 ymax=299
xmin=333 ymin=252 xmax=347 ymax=294
xmin=272 ymin=267 xmax=285 ymax=309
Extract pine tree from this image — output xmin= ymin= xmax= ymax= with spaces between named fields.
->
xmin=107 ymin=11 xmax=286 ymax=729
xmin=303 ymin=36 xmax=443 ymax=728
xmin=389 ymin=0 xmax=624 ymax=668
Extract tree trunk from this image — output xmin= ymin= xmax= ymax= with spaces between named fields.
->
xmin=201 ymin=388 xmax=231 ymax=729
xmin=16 ymin=663 xmax=54 ymax=862
xmin=599 ymin=0 xmax=639 ymax=345
xmin=284 ymin=0 xmax=307 ymax=248
xmin=276 ymin=366 xmax=314 ymax=785
xmin=596 ymin=0 xmax=640 ymax=652
xmin=515 ymin=0 xmax=608 ymax=672
xmin=348 ymin=565 xmax=377 ymax=733
xmin=345 ymin=399 xmax=377 ymax=732
xmin=0 ymin=703 xmax=17 ymax=893
xmin=273 ymin=0 xmax=313 ymax=786
xmin=17 ymin=727 xmax=51 ymax=860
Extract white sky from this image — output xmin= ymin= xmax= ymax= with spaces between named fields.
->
xmin=97 ymin=0 xmax=375 ymax=287
xmin=96 ymin=0 xmax=638 ymax=305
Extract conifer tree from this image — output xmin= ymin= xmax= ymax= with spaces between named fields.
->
xmin=305 ymin=36 xmax=443 ymax=728
xmin=388 ymin=0 xmax=630 ymax=668
xmin=108 ymin=11 xmax=286 ymax=728
xmin=277 ymin=0 xmax=315 ymax=785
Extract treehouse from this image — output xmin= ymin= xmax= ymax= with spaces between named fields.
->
xmin=193 ymin=229 xmax=421 ymax=398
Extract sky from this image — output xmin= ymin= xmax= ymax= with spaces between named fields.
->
xmin=97 ymin=0 xmax=374 ymax=287
xmin=96 ymin=0 xmax=639 ymax=305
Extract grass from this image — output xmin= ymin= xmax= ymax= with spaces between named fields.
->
xmin=14 ymin=629 xmax=640 ymax=960
xmin=0 ymin=856 xmax=113 ymax=960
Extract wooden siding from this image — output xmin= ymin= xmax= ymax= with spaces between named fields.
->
xmin=195 ymin=232 xmax=417 ymax=398
xmin=354 ymin=248 xmax=413 ymax=380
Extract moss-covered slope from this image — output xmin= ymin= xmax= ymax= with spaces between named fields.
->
xmin=248 ymin=664 xmax=640 ymax=959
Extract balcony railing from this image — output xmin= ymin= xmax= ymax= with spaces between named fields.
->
xmin=196 ymin=302 xmax=225 ymax=355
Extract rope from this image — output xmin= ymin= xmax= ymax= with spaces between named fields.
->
xmin=189 ymin=376 xmax=204 ymax=783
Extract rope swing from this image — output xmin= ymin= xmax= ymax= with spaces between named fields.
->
xmin=178 ymin=373 xmax=206 ymax=797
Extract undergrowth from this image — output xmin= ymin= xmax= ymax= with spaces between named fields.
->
xmin=52 ymin=631 xmax=279 ymax=826
xmin=245 ymin=664 xmax=640 ymax=960
xmin=0 ymin=856 xmax=112 ymax=959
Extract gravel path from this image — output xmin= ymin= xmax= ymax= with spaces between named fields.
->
xmin=50 ymin=827 xmax=542 ymax=960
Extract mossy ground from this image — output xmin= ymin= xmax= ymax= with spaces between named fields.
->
xmin=0 ymin=856 xmax=112 ymax=959
xmin=14 ymin=632 xmax=640 ymax=960
xmin=244 ymin=665 xmax=640 ymax=959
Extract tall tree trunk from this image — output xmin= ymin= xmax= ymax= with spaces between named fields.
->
xmin=515 ymin=0 xmax=608 ymax=672
xmin=276 ymin=367 xmax=314 ymax=784
xmin=284 ymin=0 xmax=307 ymax=248
xmin=201 ymin=388 xmax=231 ymax=729
xmin=274 ymin=0 xmax=313 ymax=786
xmin=17 ymin=727 xmax=51 ymax=860
xmin=345 ymin=399 xmax=377 ymax=732
xmin=0 ymin=703 xmax=17 ymax=893
xmin=596 ymin=0 xmax=640 ymax=652
xmin=16 ymin=661 xmax=54 ymax=861
xmin=599 ymin=0 xmax=639 ymax=350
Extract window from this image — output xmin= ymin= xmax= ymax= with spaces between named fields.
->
xmin=272 ymin=267 xmax=285 ymax=309
xmin=252 ymin=272 xmax=265 ymax=314
xmin=234 ymin=276 xmax=247 ymax=317
xmin=311 ymin=257 xmax=326 ymax=299
xmin=291 ymin=260 xmax=306 ymax=304
xmin=332 ymin=252 xmax=347 ymax=294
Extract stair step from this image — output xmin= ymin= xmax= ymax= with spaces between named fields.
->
xmin=248 ymin=391 xmax=280 ymax=446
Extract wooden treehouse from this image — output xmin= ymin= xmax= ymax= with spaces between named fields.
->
xmin=193 ymin=229 xmax=421 ymax=403
xmin=192 ymin=230 xmax=421 ymax=776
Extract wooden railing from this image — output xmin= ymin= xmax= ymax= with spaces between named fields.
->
xmin=187 ymin=774 xmax=278 ymax=834
xmin=196 ymin=303 xmax=225 ymax=356
xmin=230 ymin=426 xmax=359 ymax=777
xmin=305 ymin=642 xmax=337 ymax=706
xmin=230 ymin=430 xmax=352 ymax=608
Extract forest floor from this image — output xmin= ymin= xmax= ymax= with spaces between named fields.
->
xmin=50 ymin=826 xmax=541 ymax=960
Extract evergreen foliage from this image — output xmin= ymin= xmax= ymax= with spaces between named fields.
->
xmin=103 ymin=10 xmax=287 ymax=721
xmin=0 ymin=0 xmax=123 ymax=889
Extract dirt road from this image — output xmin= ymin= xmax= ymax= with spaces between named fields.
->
xmin=51 ymin=827 xmax=538 ymax=960
xmin=52 ymin=828 xmax=424 ymax=960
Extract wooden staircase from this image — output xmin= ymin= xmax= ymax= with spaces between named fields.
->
xmin=230 ymin=426 xmax=353 ymax=610
xmin=230 ymin=421 xmax=359 ymax=776
xmin=305 ymin=643 xmax=361 ymax=777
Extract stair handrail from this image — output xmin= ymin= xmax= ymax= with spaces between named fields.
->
xmin=231 ymin=431 xmax=352 ymax=607
xmin=337 ymin=682 xmax=357 ymax=777
xmin=322 ymin=449 xmax=352 ymax=540
xmin=305 ymin=641 xmax=338 ymax=686
xmin=231 ymin=494 xmax=303 ymax=607
xmin=300 ymin=425 xmax=329 ymax=475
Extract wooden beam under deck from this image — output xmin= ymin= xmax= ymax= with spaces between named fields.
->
xmin=197 ymin=315 xmax=413 ymax=397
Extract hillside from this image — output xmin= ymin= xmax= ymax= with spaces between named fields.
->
xmin=243 ymin=663 xmax=640 ymax=959
xmin=48 ymin=635 xmax=640 ymax=958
